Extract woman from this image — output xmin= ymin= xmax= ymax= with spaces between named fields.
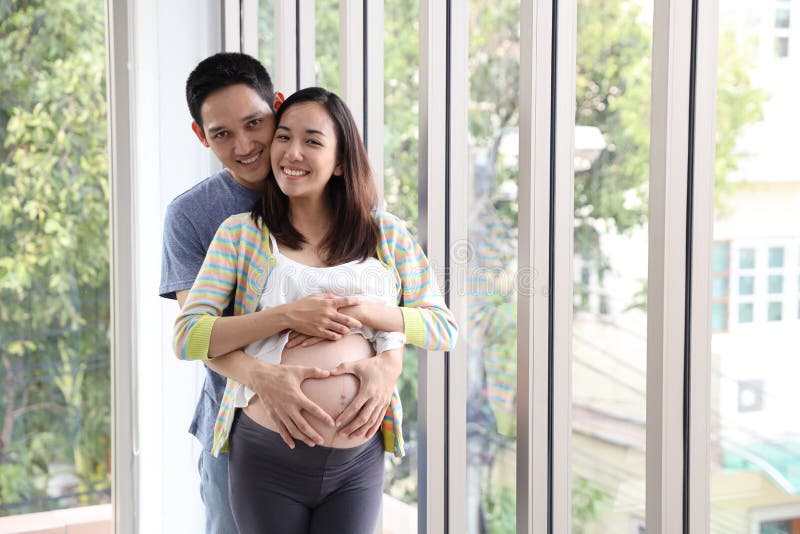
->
xmin=173 ymin=87 xmax=457 ymax=533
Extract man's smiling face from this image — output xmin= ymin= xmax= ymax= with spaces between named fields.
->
xmin=193 ymin=83 xmax=275 ymax=191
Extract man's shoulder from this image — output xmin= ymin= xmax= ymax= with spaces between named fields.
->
xmin=166 ymin=171 xmax=228 ymax=216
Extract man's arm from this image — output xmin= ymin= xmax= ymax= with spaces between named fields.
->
xmin=176 ymin=290 xmax=334 ymax=448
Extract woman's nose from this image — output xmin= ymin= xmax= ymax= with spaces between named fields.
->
xmin=285 ymin=140 xmax=303 ymax=161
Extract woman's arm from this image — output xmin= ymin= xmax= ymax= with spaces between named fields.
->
xmin=207 ymin=293 xmax=361 ymax=357
xmin=284 ymin=220 xmax=458 ymax=352
xmin=353 ymin=216 xmax=458 ymax=351
xmin=173 ymin=220 xmax=363 ymax=359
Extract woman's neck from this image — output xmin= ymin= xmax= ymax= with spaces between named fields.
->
xmin=289 ymin=197 xmax=332 ymax=246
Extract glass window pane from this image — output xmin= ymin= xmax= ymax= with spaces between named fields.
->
xmin=713 ymin=242 xmax=730 ymax=272
xmin=382 ymin=1 xmax=420 ymax=530
xmin=776 ymin=9 xmax=791 ymax=29
xmin=739 ymin=247 xmax=756 ymax=269
xmin=761 ymin=519 xmax=795 ymax=534
xmin=775 ymin=36 xmax=789 ymax=58
xmin=739 ymin=275 xmax=755 ymax=295
xmin=257 ymin=1 xmax=275 ymax=78
xmin=769 ymin=246 xmax=785 ymax=268
xmin=0 ymin=0 xmax=111 ymax=526
xmin=713 ymin=276 xmax=729 ymax=298
xmin=713 ymin=5 xmax=800 ymax=527
xmin=767 ymin=301 xmax=783 ymax=321
xmin=572 ymin=0 xmax=652 ymax=530
xmin=738 ymin=302 xmax=754 ymax=323
xmin=315 ymin=0 xmax=340 ymax=92
xmin=712 ymin=303 xmax=729 ymax=332
xmin=768 ymin=274 xmax=784 ymax=294
xmin=466 ymin=1 xmax=520 ymax=532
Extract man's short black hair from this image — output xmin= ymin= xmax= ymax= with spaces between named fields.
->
xmin=185 ymin=52 xmax=275 ymax=128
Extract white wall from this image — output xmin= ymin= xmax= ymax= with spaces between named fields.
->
xmin=130 ymin=1 xmax=222 ymax=532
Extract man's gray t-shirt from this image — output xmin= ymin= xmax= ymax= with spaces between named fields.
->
xmin=159 ymin=169 xmax=261 ymax=451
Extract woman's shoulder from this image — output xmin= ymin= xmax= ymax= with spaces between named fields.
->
xmin=212 ymin=213 xmax=264 ymax=246
xmin=216 ymin=212 xmax=261 ymax=234
xmin=372 ymin=210 xmax=410 ymax=238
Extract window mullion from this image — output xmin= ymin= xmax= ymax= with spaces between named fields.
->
xmin=418 ymin=1 xmax=448 ymax=532
xmin=689 ymin=0 xmax=719 ymax=531
xmin=517 ymin=0 xmax=556 ymax=533
xmin=339 ymin=0 xmax=364 ymax=133
xmin=647 ymin=0 xmax=694 ymax=531
xmin=552 ymin=0 xmax=578 ymax=531
xmin=274 ymin=0 xmax=298 ymax=92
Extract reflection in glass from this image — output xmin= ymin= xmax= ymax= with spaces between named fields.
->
xmin=711 ymin=2 xmax=800 ymax=532
xmin=463 ymin=2 xmax=521 ymax=532
xmin=571 ymin=0 xmax=653 ymax=530
xmin=381 ymin=1 xmax=420 ymax=531
xmin=0 ymin=0 xmax=110 ymax=522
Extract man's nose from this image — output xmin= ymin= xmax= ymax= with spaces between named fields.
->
xmin=235 ymin=134 xmax=255 ymax=156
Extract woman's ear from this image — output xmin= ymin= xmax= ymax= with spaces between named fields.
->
xmin=334 ymin=163 xmax=343 ymax=176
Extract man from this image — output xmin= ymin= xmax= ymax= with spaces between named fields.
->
xmin=160 ymin=53 xmax=402 ymax=533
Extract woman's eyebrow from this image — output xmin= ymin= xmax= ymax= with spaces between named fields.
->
xmin=276 ymin=125 xmax=327 ymax=137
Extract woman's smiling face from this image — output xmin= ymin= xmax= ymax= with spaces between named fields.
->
xmin=270 ymin=101 xmax=342 ymax=202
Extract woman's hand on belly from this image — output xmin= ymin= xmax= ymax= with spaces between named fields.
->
xmin=254 ymin=334 xmax=378 ymax=448
xmin=242 ymin=362 xmax=336 ymax=448
xmin=329 ymin=348 xmax=403 ymax=439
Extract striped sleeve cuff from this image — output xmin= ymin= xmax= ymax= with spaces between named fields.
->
xmin=186 ymin=315 xmax=218 ymax=360
xmin=400 ymin=307 xmax=426 ymax=347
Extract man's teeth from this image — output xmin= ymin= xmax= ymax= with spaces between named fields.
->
xmin=284 ymin=168 xmax=308 ymax=177
xmin=239 ymin=152 xmax=261 ymax=165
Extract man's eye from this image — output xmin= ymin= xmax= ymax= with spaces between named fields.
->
xmin=249 ymin=119 xmax=262 ymax=127
xmin=214 ymin=131 xmax=228 ymax=139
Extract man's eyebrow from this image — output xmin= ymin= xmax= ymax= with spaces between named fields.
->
xmin=207 ymin=112 xmax=266 ymax=134
xmin=240 ymin=111 xmax=264 ymax=123
xmin=206 ymin=124 xmax=226 ymax=134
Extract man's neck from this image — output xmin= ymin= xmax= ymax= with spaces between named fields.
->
xmin=225 ymin=168 xmax=265 ymax=192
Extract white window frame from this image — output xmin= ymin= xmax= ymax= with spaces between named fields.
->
xmin=106 ymin=0 xmax=136 ymax=531
xmin=224 ymin=1 xmax=728 ymax=533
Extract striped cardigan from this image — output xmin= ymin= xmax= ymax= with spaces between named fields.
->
xmin=173 ymin=210 xmax=458 ymax=457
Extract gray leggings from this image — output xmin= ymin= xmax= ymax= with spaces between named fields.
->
xmin=228 ymin=411 xmax=385 ymax=534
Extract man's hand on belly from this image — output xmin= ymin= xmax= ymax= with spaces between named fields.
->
xmin=250 ymin=361 xmax=336 ymax=448
xmin=329 ymin=348 xmax=404 ymax=439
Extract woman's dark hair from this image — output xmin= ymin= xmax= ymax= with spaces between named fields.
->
xmin=251 ymin=87 xmax=379 ymax=265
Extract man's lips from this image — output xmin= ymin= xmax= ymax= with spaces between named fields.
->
xmin=237 ymin=150 xmax=264 ymax=166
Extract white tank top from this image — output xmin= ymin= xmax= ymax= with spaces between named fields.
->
xmin=235 ymin=233 xmax=405 ymax=407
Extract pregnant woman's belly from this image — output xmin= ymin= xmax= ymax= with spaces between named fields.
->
xmin=243 ymin=334 xmax=376 ymax=448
